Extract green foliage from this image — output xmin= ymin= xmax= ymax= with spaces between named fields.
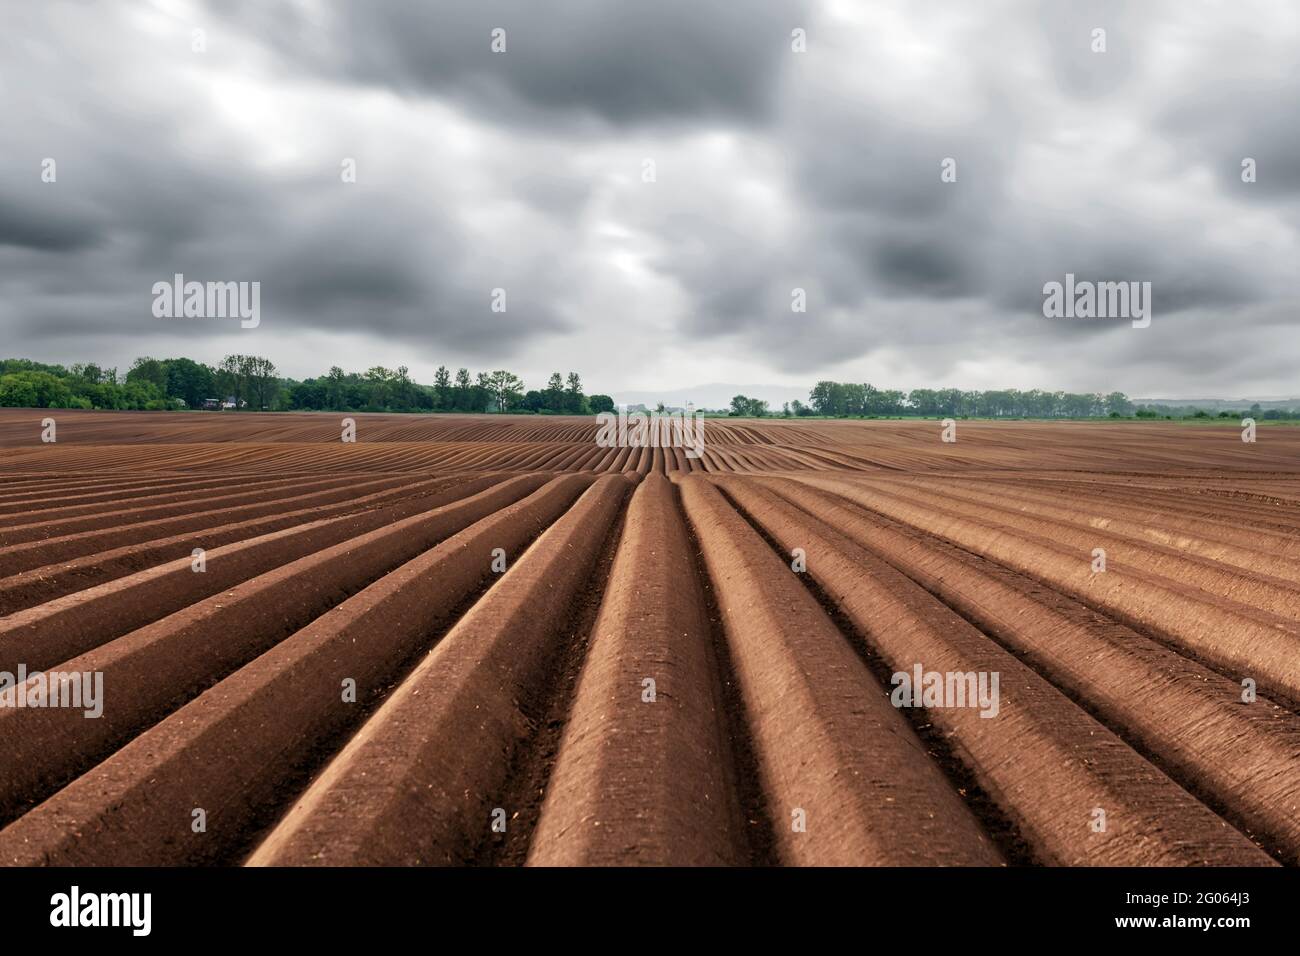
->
xmin=729 ymin=394 xmax=770 ymax=417
xmin=0 ymin=355 xmax=249 ymax=411
xmin=165 ymin=358 xmax=215 ymax=408
xmin=0 ymin=375 xmax=41 ymax=407
xmin=0 ymin=366 xmax=169 ymax=410
xmin=14 ymin=355 xmax=1271 ymax=425
xmin=806 ymin=382 xmax=1143 ymax=419
xmin=0 ymin=358 xmax=70 ymax=377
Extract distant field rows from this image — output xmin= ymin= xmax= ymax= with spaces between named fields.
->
xmin=4 ymin=410 xmax=1300 ymax=476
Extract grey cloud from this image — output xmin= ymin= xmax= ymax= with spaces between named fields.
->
xmin=0 ymin=15 xmax=576 ymax=365
xmin=1032 ymin=0 xmax=1140 ymax=99
xmin=634 ymin=0 xmax=1298 ymax=385
xmin=1 ymin=0 xmax=1297 ymax=398
xmin=205 ymin=0 xmax=810 ymax=127
xmin=0 ymin=191 xmax=103 ymax=252
xmin=1162 ymin=92 xmax=1300 ymax=201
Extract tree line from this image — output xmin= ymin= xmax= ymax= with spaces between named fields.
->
xmin=0 ymin=356 xmax=272 ymax=411
xmin=286 ymin=366 xmax=613 ymax=414
xmin=790 ymin=383 xmax=1139 ymax=418
xmin=733 ymin=383 xmax=1298 ymax=419
xmin=0 ymin=356 xmax=615 ymax=415
xmin=3 ymin=356 xmax=1290 ymax=420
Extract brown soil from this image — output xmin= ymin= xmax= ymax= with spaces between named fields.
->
xmin=1 ymin=409 xmax=1297 ymax=866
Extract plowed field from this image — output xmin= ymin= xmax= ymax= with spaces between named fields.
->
xmin=2 ymin=408 xmax=1299 ymax=866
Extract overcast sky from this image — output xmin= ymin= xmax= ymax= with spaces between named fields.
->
xmin=2 ymin=0 xmax=1297 ymax=397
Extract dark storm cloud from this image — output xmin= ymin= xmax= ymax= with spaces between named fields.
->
xmin=1159 ymin=84 xmax=1300 ymax=201
xmin=642 ymin=0 xmax=1300 ymax=387
xmin=0 ymin=1 xmax=577 ymax=365
xmin=0 ymin=193 xmax=102 ymax=252
xmin=789 ymin=103 xmax=1013 ymax=304
xmin=204 ymin=0 xmax=810 ymax=126
xmin=1133 ymin=0 xmax=1300 ymax=201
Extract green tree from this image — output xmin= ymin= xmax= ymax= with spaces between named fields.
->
xmin=326 ymin=366 xmax=346 ymax=410
xmin=454 ymin=368 xmax=472 ymax=411
xmin=545 ymin=372 xmax=565 ymax=412
xmin=809 ymin=381 xmax=849 ymax=415
xmin=127 ymin=357 xmax=168 ymax=393
xmin=564 ymin=372 xmax=586 ymax=413
xmin=434 ymin=365 xmax=451 ymax=410
xmin=244 ymin=356 xmax=279 ymax=410
xmin=484 ymin=370 xmax=525 ymax=412
xmin=365 ymin=366 xmax=392 ymax=409
xmin=907 ymin=389 xmax=938 ymax=416
xmin=389 ymin=365 xmax=414 ymax=409
xmin=0 ymin=375 xmax=40 ymax=407
xmin=288 ymin=379 xmax=328 ymax=410
xmin=165 ymin=357 xmax=215 ymax=408
xmin=217 ymin=355 xmax=245 ymax=409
